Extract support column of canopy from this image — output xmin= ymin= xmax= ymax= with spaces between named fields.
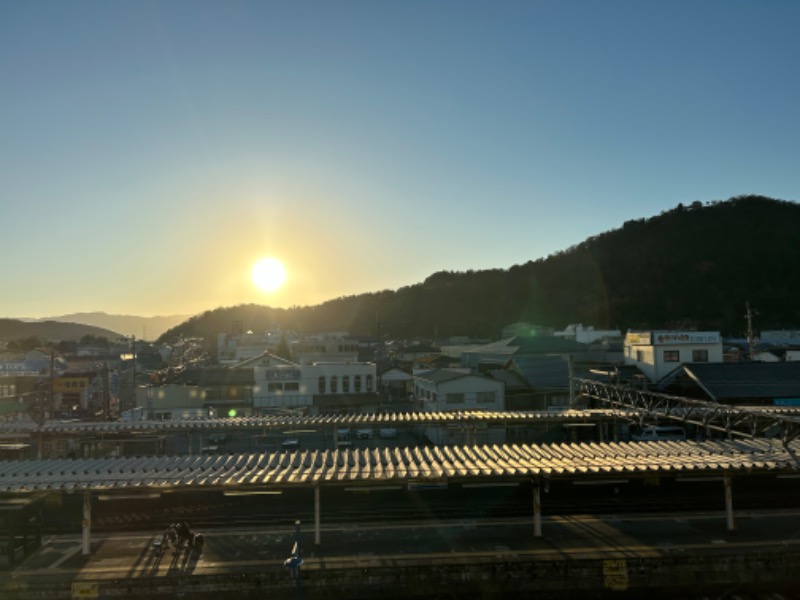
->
xmin=533 ymin=480 xmax=542 ymax=538
xmin=724 ymin=474 xmax=735 ymax=531
xmin=82 ymin=492 xmax=91 ymax=555
xmin=314 ymin=485 xmax=321 ymax=546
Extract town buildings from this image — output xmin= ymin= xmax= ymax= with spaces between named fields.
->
xmin=623 ymin=330 xmax=723 ymax=383
xmin=412 ymin=368 xmax=505 ymax=445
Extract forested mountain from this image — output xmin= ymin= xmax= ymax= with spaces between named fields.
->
xmin=0 ymin=319 xmax=121 ymax=345
xmin=159 ymin=195 xmax=800 ymax=344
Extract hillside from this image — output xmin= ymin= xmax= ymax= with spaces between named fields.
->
xmin=159 ymin=195 xmax=800 ymax=344
xmin=0 ymin=319 xmax=122 ymax=343
xmin=26 ymin=312 xmax=192 ymax=339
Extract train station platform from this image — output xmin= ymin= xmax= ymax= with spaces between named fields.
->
xmin=2 ymin=509 xmax=800 ymax=599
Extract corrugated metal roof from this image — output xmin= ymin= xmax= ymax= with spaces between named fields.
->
xmin=0 ymin=409 xmax=633 ymax=435
xmin=511 ymin=355 xmax=571 ymax=389
xmin=510 ymin=336 xmax=588 ymax=354
xmin=487 ymin=370 xmax=529 ymax=388
xmin=414 ymin=369 xmax=474 ymax=384
xmin=682 ymin=362 xmax=800 ymax=400
xmin=0 ymin=439 xmax=794 ymax=493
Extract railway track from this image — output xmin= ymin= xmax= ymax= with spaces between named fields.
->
xmin=73 ymin=477 xmax=800 ymax=534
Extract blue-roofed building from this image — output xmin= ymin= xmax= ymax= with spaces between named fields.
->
xmin=659 ymin=361 xmax=800 ymax=407
xmin=505 ymin=355 xmax=572 ymax=410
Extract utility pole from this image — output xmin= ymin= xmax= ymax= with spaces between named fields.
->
xmin=49 ymin=351 xmax=55 ymax=419
xmin=745 ymin=301 xmax=756 ymax=360
xmin=130 ymin=336 xmax=137 ymax=413
xmin=102 ymin=362 xmax=110 ymax=420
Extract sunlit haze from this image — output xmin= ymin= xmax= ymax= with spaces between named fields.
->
xmin=2 ymin=1 xmax=799 ymax=318
xmin=251 ymin=257 xmax=287 ymax=294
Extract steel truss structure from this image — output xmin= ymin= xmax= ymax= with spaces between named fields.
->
xmin=575 ymin=378 xmax=800 ymax=458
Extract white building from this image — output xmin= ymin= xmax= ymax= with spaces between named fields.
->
xmin=217 ymin=330 xmax=359 ymax=366
xmin=245 ymin=355 xmax=377 ymax=414
xmin=554 ymin=324 xmax=622 ymax=344
xmin=761 ymin=330 xmax=800 ymax=345
xmin=290 ymin=333 xmax=359 ymax=365
xmin=412 ymin=369 xmax=505 ymax=445
xmin=134 ymin=384 xmax=211 ymax=420
xmin=624 ymin=331 xmax=723 ymax=383
xmin=217 ymin=331 xmax=282 ymax=365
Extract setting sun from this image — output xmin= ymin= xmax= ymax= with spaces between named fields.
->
xmin=251 ymin=257 xmax=287 ymax=293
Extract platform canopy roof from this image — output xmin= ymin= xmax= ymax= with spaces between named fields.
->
xmin=0 ymin=439 xmax=796 ymax=494
xmin=0 ymin=409 xmax=632 ymax=435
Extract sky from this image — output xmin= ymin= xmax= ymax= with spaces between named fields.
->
xmin=3 ymin=1 xmax=799 ymax=319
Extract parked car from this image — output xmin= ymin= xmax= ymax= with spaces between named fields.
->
xmin=356 ymin=428 xmax=373 ymax=439
xmin=631 ymin=426 xmax=686 ymax=442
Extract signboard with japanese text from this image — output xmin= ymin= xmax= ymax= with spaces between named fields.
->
xmin=265 ymin=369 xmax=301 ymax=382
xmin=654 ymin=332 xmax=720 ymax=345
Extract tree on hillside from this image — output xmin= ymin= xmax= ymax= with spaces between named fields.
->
xmin=275 ymin=335 xmax=293 ymax=361
xmin=80 ymin=335 xmax=110 ymax=347
xmin=6 ymin=336 xmax=45 ymax=353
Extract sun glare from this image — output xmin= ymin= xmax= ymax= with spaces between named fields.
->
xmin=251 ymin=257 xmax=287 ymax=293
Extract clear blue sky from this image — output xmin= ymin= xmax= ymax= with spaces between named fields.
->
xmin=2 ymin=1 xmax=799 ymax=318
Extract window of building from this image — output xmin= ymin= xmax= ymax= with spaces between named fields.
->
xmin=354 ymin=375 xmax=362 ymax=392
xmin=663 ymin=350 xmax=680 ymax=362
xmin=331 ymin=376 xmax=338 ymax=393
xmin=477 ymin=391 xmax=495 ymax=403
xmin=268 ymin=382 xmax=283 ymax=392
xmin=692 ymin=349 xmax=709 ymax=362
xmin=636 ymin=350 xmax=645 ymax=362
xmin=446 ymin=393 xmax=465 ymax=404
xmin=366 ymin=374 xmax=373 ymax=391
xmin=343 ymin=375 xmax=350 ymax=393
xmin=284 ymin=382 xmax=299 ymax=392
xmin=318 ymin=376 xmax=326 ymax=394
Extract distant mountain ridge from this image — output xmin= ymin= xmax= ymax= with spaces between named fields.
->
xmin=158 ymin=195 xmax=800 ymax=345
xmin=21 ymin=312 xmax=192 ymax=340
xmin=6 ymin=196 xmax=797 ymax=347
xmin=0 ymin=319 xmax=121 ymax=343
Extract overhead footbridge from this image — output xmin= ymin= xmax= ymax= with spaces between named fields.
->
xmin=576 ymin=379 xmax=800 ymax=453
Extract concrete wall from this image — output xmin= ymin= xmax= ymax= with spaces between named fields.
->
xmin=6 ymin=549 xmax=799 ymax=599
